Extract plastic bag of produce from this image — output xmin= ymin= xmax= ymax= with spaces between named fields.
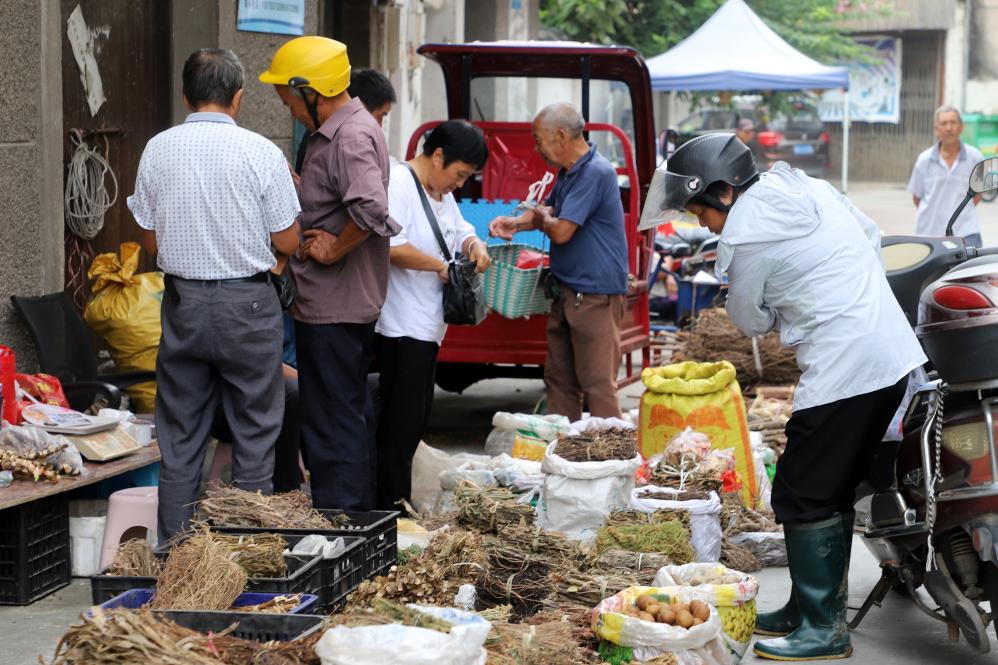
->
xmin=537 ymin=427 xmax=642 ymax=542
xmin=315 ymin=605 xmax=490 ymax=665
xmin=485 ymin=412 xmax=571 ymax=461
xmin=593 ymin=585 xmax=732 ymax=664
xmin=640 ymin=361 xmax=757 ymax=507
xmin=630 ymin=485 xmax=723 ymax=562
xmin=83 ymin=243 xmax=162 ymax=412
xmin=653 ymin=563 xmax=759 ymax=661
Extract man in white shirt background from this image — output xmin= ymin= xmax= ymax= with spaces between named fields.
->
xmin=128 ymin=48 xmax=301 ymax=541
xmin=908 ymin=105 xmax=984 ymax=247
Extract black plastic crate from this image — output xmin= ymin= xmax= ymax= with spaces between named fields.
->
xmin=90 ymin=551 xmax=322 ymax=605
xmin=212 ymin=510 xmax=399 ymax=580
xmin=0 ymin=494 xmax=71 ymax=605
xmin=156 ymin=610 xmax=326 ymax=642
xmin=207 ymin=531 xmax=365 ymax=612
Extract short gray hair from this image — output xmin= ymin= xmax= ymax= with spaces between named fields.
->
xmin=935 ymin=104 xmax=962 ymax=123
xmin=182 ymin=48 xmax=245 ymax=108
xmin=535 ymin=103 xmax=585 ymax=138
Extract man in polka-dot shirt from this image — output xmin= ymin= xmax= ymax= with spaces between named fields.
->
xmin=128 ymin=48 xmax=301 ymax=541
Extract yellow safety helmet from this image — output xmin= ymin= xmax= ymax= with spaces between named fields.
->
xmin=259 ymin=36 xmax=351 ymax=98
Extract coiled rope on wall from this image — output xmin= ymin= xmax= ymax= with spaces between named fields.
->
xmin=64 ymin=129 xmax=119 ymax=313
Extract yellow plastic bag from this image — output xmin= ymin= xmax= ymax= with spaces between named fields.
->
xmin=83 ymin=242 xmax=162 ymax=412
xmin=639 ymin=361 xmax=758 ymax=507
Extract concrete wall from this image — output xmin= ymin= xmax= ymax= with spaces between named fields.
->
xmin=218 ymin=1 xmax=319 ymax=158
xmin=169 ymin=1 xmax=320 ymax=159
xmin=0 ymin=0 xmax=64 ymax=369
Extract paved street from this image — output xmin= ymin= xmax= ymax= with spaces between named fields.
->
xmin=10 ymin=181 xmax=998 ymax=664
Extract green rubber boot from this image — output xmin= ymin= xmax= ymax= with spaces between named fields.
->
xmin=753 ymin=515 xmax=852 ymax=660
xmin=754 ymin=512 xmax=854 ymax=637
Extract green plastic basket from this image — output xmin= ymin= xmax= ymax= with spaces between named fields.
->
xmin=484 ymin=244 xmax=552 ymax=319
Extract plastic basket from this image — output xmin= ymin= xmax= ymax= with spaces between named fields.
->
xmin=90 ymin=551 xmax=323 ymax=605
xmin=158 ymin=610 xmax=326 ymax=642
xmin=484 ymin=243 xmax=552 ymax=319
xmin=0 ymin=494 xmax=71 ymax=605
xmin=95 ymin=588 xmax=319 ymax=614
xmin=211 ymin=510 xmax=398 ymax=582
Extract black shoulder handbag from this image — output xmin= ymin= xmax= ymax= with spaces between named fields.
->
xmin=406 ymin=165 xmax=487 ymax=326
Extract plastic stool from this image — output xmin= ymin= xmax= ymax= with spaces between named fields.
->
xmin=98 ymin=486 xmax=159 ymax=569
xmin=206 ymin=441 xmax=232 ymax=490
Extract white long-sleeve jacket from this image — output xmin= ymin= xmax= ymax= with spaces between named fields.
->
xmin=716 ymin=162 xmax=926 ymax=411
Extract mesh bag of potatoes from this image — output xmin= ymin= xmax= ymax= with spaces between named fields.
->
xmin=591 ymin=586 xmax=732 ymax=664
xmin=653 ymin=563 xmax=759 ymax=661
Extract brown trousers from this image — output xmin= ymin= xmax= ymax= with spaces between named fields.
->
xmin=544 ymin=290 xmax=625 ymax=422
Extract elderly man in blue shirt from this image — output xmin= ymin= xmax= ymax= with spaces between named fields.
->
xmin=908 ymin=105 xmax=984 ymax=246
xmin=489 ymin=103 xmax=629 ymax=421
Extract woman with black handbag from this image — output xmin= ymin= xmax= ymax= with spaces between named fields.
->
xmin=374 ymin=120 xmax=491 ymax=510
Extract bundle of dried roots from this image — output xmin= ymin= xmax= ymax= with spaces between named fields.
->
xmin=553 ymin=428 xmax=637 ymax=463
xmin=234 ymin=593 xmax=302 ymax=613
xmin=198 ymin=486 xmax=348 ymax=530
xmin=107 ymin=538 xmax=162 ymax=577
xmin=487 ymin=618 xmax=600 ymax=665
xmin=672 ymin=308 xmax=800 ymax=389
xmin=330 ymin=598 xmax=453 ymax=633
xmin=720 ymin=492 xmax=779 ymax=535
xmin=45 ymin=608 xmax=222 ymax=665
xmin=455 ymin=481 xmax=534 ymax=533
xmin=476 ymin=543 xmax=550 ymax=619
xmin=591 ymin=549 xmax=673 ymax=579
xmin=495 ymin=523 xmax=595 ymax=569
xmin=544 ymin=569 xmax=636 ymax=609
xmin=0 ymin=446 xmax=65 ymax=482
xmin=207 ymin=531 xmax=288 ymax=578
xmin=152 ymin=528 xmax=247 ymax=610
xmin=720 ymin=541 xmax=761 ymax=573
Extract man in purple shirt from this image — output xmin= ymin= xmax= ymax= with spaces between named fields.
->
xmin=260 ymin=36 xmax=399 ymax=509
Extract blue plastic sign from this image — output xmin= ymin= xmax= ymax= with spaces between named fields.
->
xmin=237 ymin=0 xmax=305 ymax=36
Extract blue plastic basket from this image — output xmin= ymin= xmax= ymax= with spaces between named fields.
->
xmin=94 ymin=588 xmax=319 ymax=614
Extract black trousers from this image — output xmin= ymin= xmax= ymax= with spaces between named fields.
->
xmin=772 ymin=377 xmax=908 ymax=524
xmin=296 ymin=320 xmax=376 ymax=510
xmin=374 ymin=334 xmax=439 ymax=511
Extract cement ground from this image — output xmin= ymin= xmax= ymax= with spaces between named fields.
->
xmin=9 ymin=183 xmax=998 ymax=664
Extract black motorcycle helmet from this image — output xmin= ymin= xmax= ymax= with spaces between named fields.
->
xmin=639 ymin=133 xmax=758 ymax=230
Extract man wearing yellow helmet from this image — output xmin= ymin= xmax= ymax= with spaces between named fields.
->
xmin=261 ymin=36 xmax=400 ymax=510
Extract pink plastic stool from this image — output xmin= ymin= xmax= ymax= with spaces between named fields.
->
xmin=98 ymin=486 xmax=159 ymax=569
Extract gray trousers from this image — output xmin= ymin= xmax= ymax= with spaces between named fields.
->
xmin=155 ymin=276 xmax=284 ymax=541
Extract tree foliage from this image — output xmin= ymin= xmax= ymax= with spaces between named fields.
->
xmin=539 ymin=0 xmax=875 ymax=64
xmin=539 ymin=0 xmax=884 ymax=115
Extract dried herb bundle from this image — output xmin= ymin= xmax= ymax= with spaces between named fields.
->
xmin=553 ymin=428 xmax=637 ymax=463
xmin=45 ymin=608 xmax=222 ymax=665
xmin=591 ymin=549 xmax=673 ymax=578
xmin=107 ymin=539 xmax=162 ymax=577
xmin=350 ymin=529 xmax=487 ymax=608
xmin=152 ymin=528 xmax=247 ymax=610
xmin=455 ymin=481 xmax=534 ymax=533
xmin=234 ymin=593 xmax=302 ymax=613
xmin=0 ymin=446 xmax=66 ymax=482
xmin=330 ymin=599 xmax=453 ymax=633
xmin=496 ymin=523 xmax=595 ymax=569
xmin=720 ymin=492 xmax=779 ymax=535
xmin=208 ymin=531 xmax=288 ymax=578
xmin=476 ymin=544 xmax=550 ymax=619
xmin=544 ymin=569 xmax=635 ymax=608
xmin=672 ymin=308 xmax=800 ymax=388
xmin=198 ymin=486 xmax=348 ymax=530
xmin=487 ymin=618 xmax=600 ymax=665
xmin=596 ymin=511 xmax=695 ymax=564
xmin=721 ymin=541 xmax=761 ymax=573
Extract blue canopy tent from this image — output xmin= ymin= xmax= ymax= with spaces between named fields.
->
xmin=646 ymin=0 xmax=853 ymax=190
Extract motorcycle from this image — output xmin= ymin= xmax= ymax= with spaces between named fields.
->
xmin=851 ymin=156 xmax=998 ymax=653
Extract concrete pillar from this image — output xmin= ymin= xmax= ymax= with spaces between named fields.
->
xmin=944 ymin=0 xmax=967 ymax=110
xmin=217 ymin=1 xmax=319 ymax=158
xmin=0 ymin=0 xmax=64 ymax=368
xmin=421 ymin=0 xmax=464 ymax=127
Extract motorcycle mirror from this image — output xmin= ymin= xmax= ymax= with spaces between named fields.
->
xmin=969 ymin=156 xmax=998 ymax=194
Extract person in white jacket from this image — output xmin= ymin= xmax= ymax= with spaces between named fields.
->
xmin=646 ymin=134 xmax=926 ymax=662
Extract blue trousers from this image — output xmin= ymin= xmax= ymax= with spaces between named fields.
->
xmin=295 ymin=320 xmax=376 ymax=509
